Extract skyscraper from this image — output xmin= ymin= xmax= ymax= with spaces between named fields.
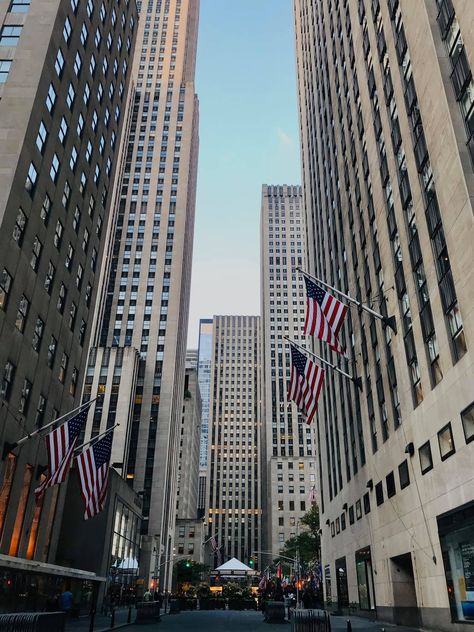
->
xmin=260 ymin=184 xmax=317 ymax=558
xmin=0 ymin=0 xmax=136 ymax=571
xmin=197 ymin=318 xmax=212 ymax=515
xmin=83 ymin=0 xmax=199 ymax=591
xmin=207 ymin=316 xmax=262 ymax=569
xmin=295 ymin=1 xmax=474 ymax=629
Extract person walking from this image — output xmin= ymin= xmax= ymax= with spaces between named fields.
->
xmin=59 ymin=587 xmax=73 ymax=616
xmin=143 ymin=589 xmax=153 ymax=602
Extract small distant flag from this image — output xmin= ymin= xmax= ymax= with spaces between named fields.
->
xmin=309 ymin=486 xmax=317 ymax=504
xmin=76 ymin=431 xmax=113 ymax=520
xmin=303 ymin=276 xmax=348 ymax=354
xmin=288 ymin=345 xmax=325 ymax=425
xmin=211 ymin=535 xmax=219 ymax=552
xmin=35 ymin=407 xmax=89 ymax=500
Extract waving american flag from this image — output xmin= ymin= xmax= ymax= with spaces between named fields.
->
xmin=303 ymin=276 xmax=348 ymax=354
xmin=76 ymin=431 xmax=113 ymax=520
xmin=35 ymin=407 xmax=89 ymax=500
xmin=288 ymin=345 xmax=324 ymax=425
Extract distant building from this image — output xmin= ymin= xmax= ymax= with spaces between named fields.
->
xmin=197 ymin=318 xmax=213 ymax=517
xmin=0 ymin=0 xmax=137 ymax=592
xmin=207 ymin=316 xmax=262 ymax=569
xmin=260 ymin=184 xmax=317 ymax=558
xmin=295 ymin=1 xmax=474 ymax=630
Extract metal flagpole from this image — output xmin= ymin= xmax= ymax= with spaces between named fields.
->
xmin=202 ymin=531 xmax=220 ymax=547
xmin=296 ymin=267 xmax=397 ymax=334
xmin=284 ymin=336 xmax=363 ymax=391
xmin=73 ymin=423 xmax=119 ymax=455
xmin=2 ymin=396 xmax=101 ymax=459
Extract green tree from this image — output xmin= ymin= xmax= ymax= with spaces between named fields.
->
xmin=176 ymin=560 xmax=209 ymax=584
xmin=277 ymin=504 xmax=321 ymax=569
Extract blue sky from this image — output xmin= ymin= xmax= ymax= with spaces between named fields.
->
xmin=187 ymin=0 xmax=301 ymax=346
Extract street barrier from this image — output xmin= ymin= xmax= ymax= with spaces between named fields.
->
xmin=290 ymin=609 xmax=331 ymax=632
xmin=0 ymin=612 xmax=66 ymax=631
xmin=134 ymin=601 xmax=161 ymax=624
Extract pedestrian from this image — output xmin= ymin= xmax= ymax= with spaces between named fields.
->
xmin=59 ymin=587 xmax=73 ymax=616
xmin=143 ymin=589 xmax=152 ymax=602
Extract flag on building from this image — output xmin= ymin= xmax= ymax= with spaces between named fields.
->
xmin=34 ymin=406 xmax=89 ymax=500
xmin=303 ymin=276 xmax=348 ymax=354
xmin=76 ymin=430 xmax=113 ymax=520
xmin=288 ymin=345 xmax=325 ymax=425
xmin=210 ymin=535 xmax=218 ymax=552
xmin=308 ymin=485 xmax=317 ymax=504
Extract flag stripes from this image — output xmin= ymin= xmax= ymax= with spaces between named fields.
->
xmin=288 ymin=344 xmax=324 ymax=425
xmin=76 ymin=431 xmax=113 ymax=520
xmin=303 ymin=276 xmax=348 ymax=354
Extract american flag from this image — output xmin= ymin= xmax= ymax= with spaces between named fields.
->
xmin=308 ymin=486 xmax=317 ymax=504
xmin=210 ymin=535 xmax=218 ymax=552
xmin=76 ymin=431 xmax=113 ymax=520
xmin=288 ymin=345 xmax=324 ymax=425
xmin=34 ymin=407 xmax=89 ymax=500
xmin=303 ymin=276 xmax=348 ymax=354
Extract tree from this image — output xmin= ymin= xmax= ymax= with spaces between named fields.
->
xmin=176 ymin=560 xmax=209 ymax=585
xmin=277 ymin=504 xmax=321 ymax=569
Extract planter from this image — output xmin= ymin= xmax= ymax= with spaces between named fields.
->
xmin=264 ymin=600 xmax=286 ymax=623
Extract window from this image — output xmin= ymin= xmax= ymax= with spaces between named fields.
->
xmin=73 ymin=51 xmax=82 ymax=76
xmin=363 ymin=492 xmax=370 ymax=514
xmin=59 ymin=353 xmax=68 ymax=383
xmin=66 ymin=83 xmax=75 ymax=109
xmin=399 ymin=460 xmax=410 ymax=489
xmin=54 ymin=48 xmax=65 ymax=77
xmin=8 ymin=464 xmax=33 ymax=556
xmin=386 ymin=472 xmax=396 ymax=498
xmin=62 ymin=180 xmax=71 ymax=208
xmin=0 ymin=269 xmax=12 ymax=309
xmin=69 ymin=368 xmax=78 ymax=396
xmin=35 ymin=395 xmax=46 ymax=427
xmin=58 ymin=117 xmax=68 ymax=144
xmin=0 ymin=453 xmax=17 ymax=537
xmin=438 ymin=422 xmax=455 ymax=461
xmin=0 ymin=60 xmax=11 ymax=82
xmin=63 ymin=17 xmax=72 ymax=43
xmin=44 ymin=261 xmax=55 ymax=294
xmin=70 ymin=145 xmax=78 ymax=171
xmin=54 ymin=220 xmax=63 ymax=248
xmin=0 ymin=360 xmax=15 ymax=400
xmin=461 ymin=402 xmax=474 ymax=444
xmin=15 ymin=295 xmax=29 ymax=332
xmin=30 ymin=236 xmax=42 ymax=271
xmin=349 ymin=505 xmax=355 ymax=524
xmin=25 ymin=162 xmax=37 ymax=194
xmin=32 ymin=317 xmax=44 ymax=352
xmin=0 ymin=25 xmax=22 ymax=46
xmin=419 ymin=440 xmax=433 ymax=474
xmin=65 ymin=243 xmax=74 ymax=269
xmin=80 ymin=23 xmax=88 ymax=46
xmin=36 ymin=121 xmax=48 ymax=153
xmin=356 ymin=499 xmax=362 ymax=519
xmin=47 ymin=336 xmax=57 ymax=368
xmin=9 ymin=0 xmax=31 ymax=13
xmin=18 ymin=378 xmax=31 ymax=414
xmin=57 ymin=283 xmax=67 ymax=313
xmin=50 ymin=153 xmax=60 ymax=182
xmin=375 ymin=482 xmax=384 ymax=506
xmin=77 ymin=113 xmax=84 ymax=137
xmin=12 ymin=208 xmax=27 ymax=245
xmin=46 ymin=83 xmax=56 ymax=112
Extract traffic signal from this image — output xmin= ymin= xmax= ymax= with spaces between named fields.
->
xmin=185 ymin=560 xmax=191 ymax=568
xmin=249 ymin=557 xmax=255 ymax=568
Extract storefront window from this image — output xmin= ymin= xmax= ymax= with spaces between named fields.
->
xmin=439 ymin=501 xmax=474 ymax=623
xmin=9 ymin=464 xmax=33 ymax=556
xmin=108 ymin=499 xmax=141 ymax=604
xmin=335 ymin=557 xmax=349 ymax=608
xmin=355 ymin=547 xmax=376 ymax=611
xmin=0 ymin=454 xmax=16 ymax=539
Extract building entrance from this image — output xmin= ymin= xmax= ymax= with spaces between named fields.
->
xmin=390 ymin=553 xmax=420 ymax=627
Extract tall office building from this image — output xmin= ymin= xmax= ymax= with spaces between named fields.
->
xmin=294 ymin=1 xmax=474 ymax=629
xmin=84 ymin=0 xmax=199 ymax=591
xmin=175 ymin=350 xmax=204 ymax=564
xmin=207 ymin=316 xmax=262 ymax=569
xmin=0 ymin=0 xmax=136 ymax=575
xmin=197 ymin=318 xmax=212 ymax=515
xmin=260 ymin=184 xmax=318 ymax=558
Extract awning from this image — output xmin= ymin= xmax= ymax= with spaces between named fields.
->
xmin=0 ymin=554 xmax=106 ymax=582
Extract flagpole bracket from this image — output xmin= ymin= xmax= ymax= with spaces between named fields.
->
xmin=352 ymin=376 xmax=363 ymax=392
xmin=2 ymin=441 xmax=17 ymax=460
xmin=383 ymin=315 xmax=397 ymax=334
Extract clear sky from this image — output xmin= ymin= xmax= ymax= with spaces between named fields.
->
xmin=187 ymin=0 xmax=301 ymax=347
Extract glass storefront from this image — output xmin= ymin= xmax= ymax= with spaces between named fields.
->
xmin=335 ymin=557 xmax=349 ymax=608
xmin=439 ymin=502 xmax=474 ymax=623
xmin=108 ymin=499 xmax=141 ymax=605
xmin=355 ymin=546 xmax=376 ymax=611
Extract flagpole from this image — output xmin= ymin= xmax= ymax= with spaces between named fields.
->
xmin=2 ymin=396 xmax=101 ymax=459
xmin=73 ymin=423 xmax=119 ymax=454
xmin=296 ymin=267 xmax=397 ymax=334
xmin=284 ymin=336 xmax=363 ymax=391
xmin=202 ymin=531 xmax=220 ymax=547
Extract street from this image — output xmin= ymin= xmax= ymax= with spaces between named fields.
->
xmin=94 ymin=610 xmax=424 ymax=632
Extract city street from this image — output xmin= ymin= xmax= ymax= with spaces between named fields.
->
xmin=80 ymin=610 xmax=423 ymax=632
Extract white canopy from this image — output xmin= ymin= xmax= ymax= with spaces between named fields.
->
xmin=214 ymin=557 xmax=255 ymax=574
